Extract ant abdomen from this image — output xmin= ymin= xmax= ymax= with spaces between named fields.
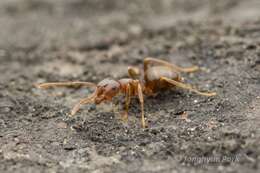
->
xmin=146 ymin=66 xmax=180 ymax=82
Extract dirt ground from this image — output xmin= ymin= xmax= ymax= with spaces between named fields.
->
xmin=0 ymin=0 xmax=260 ymax=173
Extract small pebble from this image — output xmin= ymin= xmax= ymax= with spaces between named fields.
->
xmin=188 ymin=127 xmax=196 ymax=131
xmin=57 ymin=122 xmax=67 ymax=129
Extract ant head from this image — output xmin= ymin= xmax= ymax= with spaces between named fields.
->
xmin=94 ymin=78 xmax=121 ymax=104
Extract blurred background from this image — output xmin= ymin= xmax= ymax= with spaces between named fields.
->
xmin=1 ymin=0 xmax=260 ymax=50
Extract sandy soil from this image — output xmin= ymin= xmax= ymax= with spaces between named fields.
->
xmin=0 ymin=0 xmax=260 ymax=172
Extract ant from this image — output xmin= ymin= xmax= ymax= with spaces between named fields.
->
xmin=36 ymin=57 xmax=216 ymax=128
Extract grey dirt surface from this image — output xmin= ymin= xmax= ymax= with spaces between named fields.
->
xmin=0 ymin=0 xmax=260 ymax=173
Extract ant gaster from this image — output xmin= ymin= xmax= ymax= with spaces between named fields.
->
xmin=36 ymin=57 xmax=216 ymax=128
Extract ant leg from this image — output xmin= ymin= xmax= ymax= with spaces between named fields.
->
xmin=35 ymin=81 xmax=96 ymax=89
xmin=70 ymin=90 xmax=97 ymax=116
xmin=128 ymin=66 xmax=140 ymax=79
xmin=160 ymin=77 xmax=216 ymax=96
xmin=122 ymin=84 xmax=131 ymax=122
xmin=137 ymin=82 xmax=146 ymax=128
xmin=144 ymin=57 xmax=199 ymax=73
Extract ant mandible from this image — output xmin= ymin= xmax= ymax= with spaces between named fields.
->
xmin=36 ymin=57 xmax=216 ymax=128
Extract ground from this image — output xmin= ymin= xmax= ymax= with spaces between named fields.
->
xmin=0 ymin=0 xmax=260 ymax=173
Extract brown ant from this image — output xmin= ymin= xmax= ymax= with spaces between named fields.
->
xmin=36 ymin=57 xmax=216 ymax=128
